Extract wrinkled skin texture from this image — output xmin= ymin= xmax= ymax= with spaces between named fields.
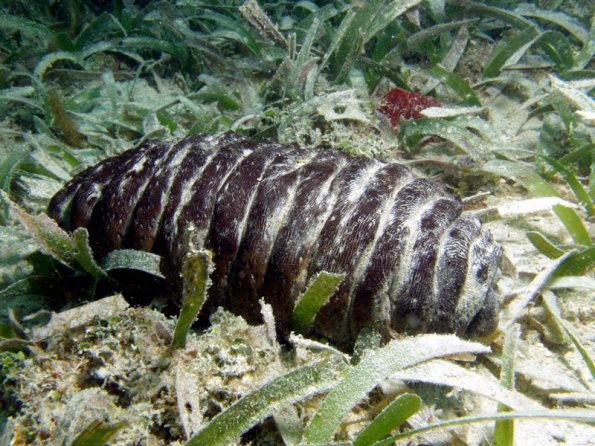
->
xmin=48 ymin=132 xmax=501 ymax=351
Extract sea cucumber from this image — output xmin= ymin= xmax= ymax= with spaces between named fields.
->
xmin=48 ymin=132 xmax=501 ymax=350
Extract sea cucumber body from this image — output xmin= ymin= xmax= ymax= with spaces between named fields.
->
xmin=48 ymin=132 xmax=501 ymax=349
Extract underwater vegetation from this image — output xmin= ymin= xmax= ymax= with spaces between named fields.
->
xmin=0 ymin=0 xmax=593 ymax=444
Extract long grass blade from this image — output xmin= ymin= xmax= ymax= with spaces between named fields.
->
xmin=526 ymin=231 xmax=565 ymax=259
xmin=72 ymin=228 xmax=108 ymax=278
xmin=186 ymin=359 xmax=348 ymax=446
xmin=456 ymin=0 xmax=534 ymax=30
xmin=34 ymin=52 xmax=82 ymax=80
xmin=407 ymin=18 xmax=477 ymax=47
xmin=330 ymin=0 xmax=422 ymax=82
xmin=505 ymin=250 xmax=577 ymax=328
xmin=0 ymin=14 xmax=53 ymax=42
xmin=391 ymin=360 xmax=541 ymax=410
xmin=239 ymin=0 xmax=288 ymax=48
xmin=74 ymin=12 xmax=119 ymax=51
xmin=2 ymin=192 xmax=77 ymax=267
xmin=71 ymin=420 xmax=128 ymax=446
xmin=541 ymin=291 xmax=595 ymax=380
xmin=552 ymin=246 xmax=595 ymax=278
xmin=553 ymin=205 xmax=592 ymax=246
xmin=484 ymin=28 xmax=539 ymax=78
xmin=365 ymin=0 xmax=423 ymax=41
xmin=494 ymin=324 xmax=519 ymax=446
xmin=0 ymin=146 xmax=31 ymax=194
xmin=425 ymin=65 xmax=481 ymax=106
xmin=515 ymin=4 xmax=589 ymax=44
xmin=482 ymin=160 xmax=560 ymax=197
xmin=399 ymin=118 xmax=494 ymax=161
xmin=123 ymin=37 xmax=189 ymax=67
xmin=377 ymin=409 xmax=595 ymax=444
xmin=541 ymin=155 xmax=594 ymax=216
xmin=353 ymin=393 xmax=421 ymax=446
xmin=172 ymin=247 xmax=212 ymax=349
xmin=536 ymin=31 xmax=575 ymax=71
xmin=302 ymin=335 xmax=490 ymax=444
xmin=198 ymin=11 xmax=262 ymax=57
xmin=319 ymin=9 xmax=356 ymax=73
xmin=101 ymin=249 xmax=165 ymax=278
xmin=291 ymin=271 xmax=345 ymax=333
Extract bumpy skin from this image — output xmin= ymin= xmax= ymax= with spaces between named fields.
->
xmin=48 ymin=132 xmax=502 ymax=350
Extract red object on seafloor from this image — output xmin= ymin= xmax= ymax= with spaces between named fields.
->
xmin=378 ymin=88 xmax=442 ymax=127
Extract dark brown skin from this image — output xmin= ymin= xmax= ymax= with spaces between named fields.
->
xmin=48 ymin=132 xmax=502 ymax=351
